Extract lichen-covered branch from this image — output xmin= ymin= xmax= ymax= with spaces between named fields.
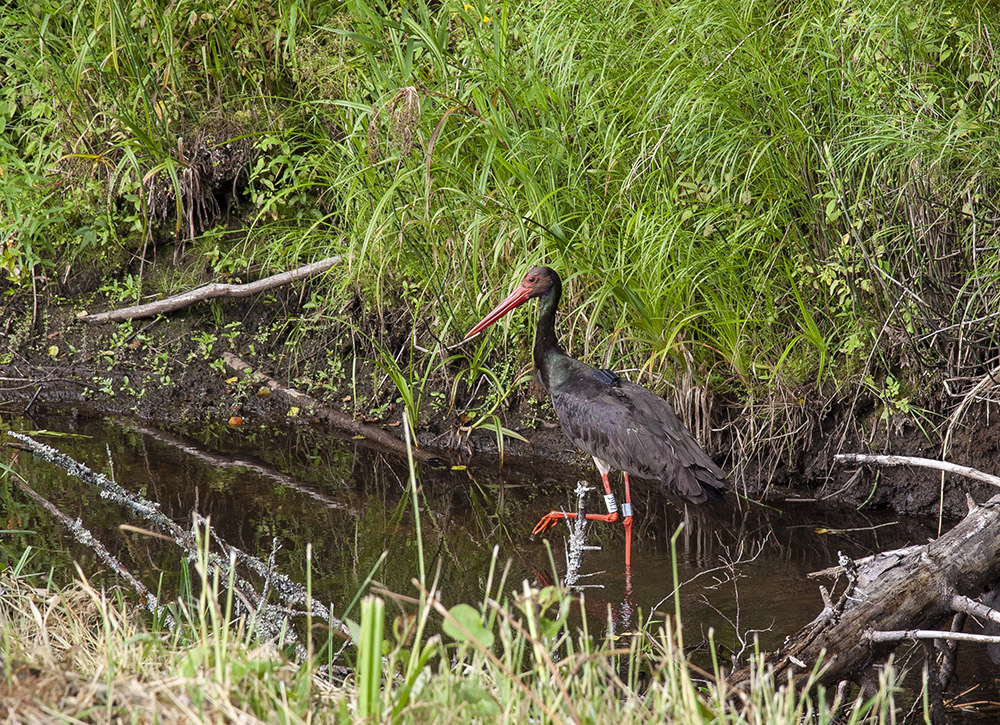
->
xmin=10 ymin=475 xmax=173 ymax=628
xmin=563 ymin=481 xmax=603 ymax=590
xmin=6 ymin=431 xmax=351 ymax=653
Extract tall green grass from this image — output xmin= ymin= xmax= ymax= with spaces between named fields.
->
xmin=1 ymin=544 xmax=913 ymax=722
xmin=3 ymin=0 xmax=999 ymax=440
xmin=302 ymin=0 xmax=1000 ymax=395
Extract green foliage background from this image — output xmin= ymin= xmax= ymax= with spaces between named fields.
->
xmin=2 ymin=0 xmax=999 ymax=424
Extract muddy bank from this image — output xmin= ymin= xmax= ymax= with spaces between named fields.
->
xmin=3 ymin=287 xmax=999 ymax=518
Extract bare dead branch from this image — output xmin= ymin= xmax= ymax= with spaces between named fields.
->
xmin=950 ymin=594 xmax=1000 ymax=625
xmin=866 ymin=629 xmax=1000 ymax=644
xmin=78 ymin=255 xmax=343 ymax=323
xmin=10 ymin=475 xmax=173 ymax=628
xmin=834 ymin=452 xmax=1000 ymax=488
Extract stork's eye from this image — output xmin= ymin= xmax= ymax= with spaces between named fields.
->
xmin=526 ymin=275 xmax=537 ymax=283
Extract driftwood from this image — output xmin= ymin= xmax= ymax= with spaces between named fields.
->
xmin=78 ymin=255 xmax=343 ymax=324
xmin=221 ymin=352 xmax=436 ymax=462
xmin=735 ymin=454 xmax=1000 ymax=702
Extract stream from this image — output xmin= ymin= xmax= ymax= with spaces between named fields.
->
xmin=2 ymin=413 xmax=995 ymax=717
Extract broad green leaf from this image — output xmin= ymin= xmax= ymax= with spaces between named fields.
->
xmin=442 ymin=603 xmax=494 ymax=649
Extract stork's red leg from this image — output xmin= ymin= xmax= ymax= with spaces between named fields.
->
xmin=531 ymin=471 xmax=620 ymax=534
xmin=622 ymin=472 xmax=634 ymax=569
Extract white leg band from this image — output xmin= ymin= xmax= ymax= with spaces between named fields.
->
xmin=621 ymin=502 xmax=633 ymax=518
xmin=603 ymin=493 xmax=618 ymax=514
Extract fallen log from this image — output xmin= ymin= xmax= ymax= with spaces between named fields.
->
xmin=221 ymin=352 xmax=437 ymax=461
xmin=734 ymin=455 xmax=1000 ymax=695
xmin=78 ymin=254 xmax=343 ymax=324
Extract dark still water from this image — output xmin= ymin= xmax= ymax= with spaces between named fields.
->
xmin=2 ymin=412 xmax=994 ymax=712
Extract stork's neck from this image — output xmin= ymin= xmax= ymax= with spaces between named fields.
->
xmin=533 ymin=276 xmax=564 ymax=389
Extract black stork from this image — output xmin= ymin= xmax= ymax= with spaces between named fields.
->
xmin=465 ymin=266 xmax=727 ymax=568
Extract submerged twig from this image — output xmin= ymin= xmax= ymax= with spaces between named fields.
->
xmin=126 ymin=422 xmax=357 ymax=514
xmin=564 ymin=481 xmax=602 ymax=590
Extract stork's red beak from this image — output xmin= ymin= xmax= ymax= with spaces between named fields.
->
xmin=464 ymin=283 xmax=533 ymax=339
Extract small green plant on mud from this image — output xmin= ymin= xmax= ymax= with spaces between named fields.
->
xmin=366 ymin=398 xmax=392 ymax=421
xmin=878 ymin=375 xmax=912 ymax=417
xmin=119 ymin=376 xmax=144 ymax=399
xmin=450 ymin=341 xmax=516 ymax=414
xmin=310 ymin=354 xmax=346 ymax=393
xmin=523 ymin=395 xmax=555 ymax=430
xmin=97 ymin=321 xmax=137 ymax=365
xmin=143 ymin=349 xmax=175 ymax=387
xmin=427 ymin=389 xmax=446 ymax=411
xmin=864 ymin=374 xmax=937 ymax=441
xmin=221 ymin=321 xmax=243 ymax=347
xmin=97 ymin=275 xmax=143 ymax=304
xmin=92 ymin=376 xmax=115 ymax=397
xmin=190 ymin=332 xmax=218 ymax=361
